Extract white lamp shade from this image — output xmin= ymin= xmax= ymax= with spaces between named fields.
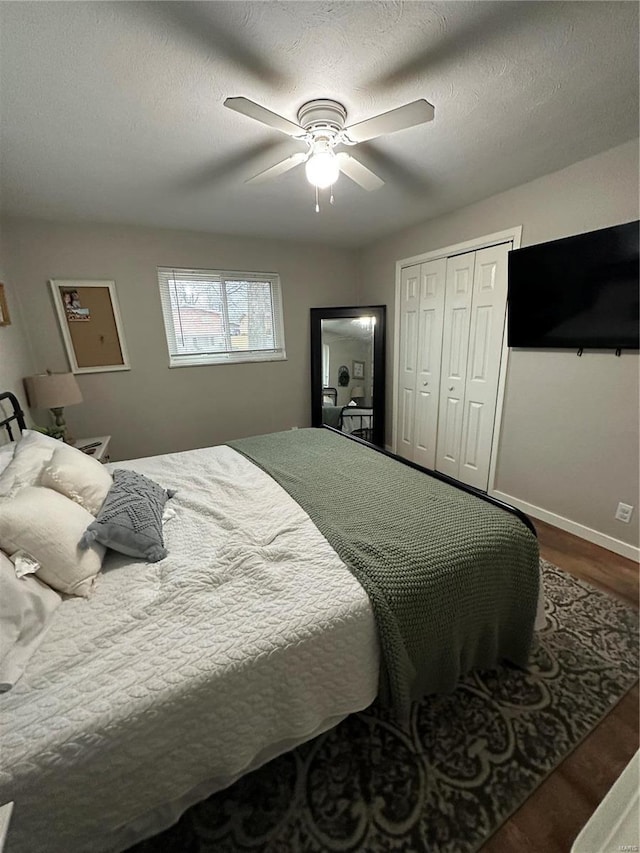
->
xmin=24 ymin=373 xmax=83 ymax=409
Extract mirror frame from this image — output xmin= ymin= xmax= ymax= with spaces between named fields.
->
xmin=310 ymin=305 xmax=386 ymax=447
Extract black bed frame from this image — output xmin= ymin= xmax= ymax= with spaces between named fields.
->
xmin=0 ymin=391 xmax=26 ymax=442
xmin=322 ymin=425 xmax=537 ymax=537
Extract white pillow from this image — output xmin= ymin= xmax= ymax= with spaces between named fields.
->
xmin=0 ymin=550 xmax=61 ymax=692
xmin=0 ymin=487 xmax=105 ymax=597
xmin=0 ymin=430 xmax=63 ymax=497
xmin=0 ymin=443 xmax=15 ymax=476
xmin=41 ymin=444 xmax=112 ymax=515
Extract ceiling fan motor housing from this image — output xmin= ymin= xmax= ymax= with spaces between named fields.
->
xmin=297 ymin=99 xmax=347 ymax=136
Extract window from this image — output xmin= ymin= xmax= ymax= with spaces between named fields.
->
xmin=322 ymin=343 xmax=330 ymax=387
xmin=158 ymin=267 xmax=286 ymax=367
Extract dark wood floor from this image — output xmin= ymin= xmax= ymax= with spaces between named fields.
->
xmin=482 ymin=519 xmax=639 ymax=853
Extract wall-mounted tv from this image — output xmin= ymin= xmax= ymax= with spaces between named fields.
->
xmin=508 ymin=221 xmax=639 ymax=350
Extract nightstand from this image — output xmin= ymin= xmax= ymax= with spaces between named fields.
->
xmin=74 ymin=435 xmax=111 ymax=464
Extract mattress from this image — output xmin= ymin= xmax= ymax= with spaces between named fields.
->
xmin=0 ymin=446 xmax=380 ymax=853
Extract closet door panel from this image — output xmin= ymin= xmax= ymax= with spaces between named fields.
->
xmin=435 ymin=252 xmax=475 ymax=479
xmin=440 ymin=396 xmax=463 ymax=464
xmin=396 ymin=265 xmax=420 ymax=459
xmin=458 ymin=244 xmax=509 ymax=490
xmin=461 ymin=400 xmax=483 ymax=469
xmin=400 ymin=387 xmax=415 ymax=447
xmin=412 ymin=258 xmax=446 ymax=469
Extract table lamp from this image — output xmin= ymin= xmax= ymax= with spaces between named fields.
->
xmin=351 ymin=386 xmax=365 ymax=403
xmin=23 ymin=371 xmax=83 ymax=443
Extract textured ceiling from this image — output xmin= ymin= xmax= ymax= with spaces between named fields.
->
xmin=0 ymin=1 xmax=638 ymax=247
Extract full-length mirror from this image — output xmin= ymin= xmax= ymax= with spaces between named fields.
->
xmin=311 ymin=305 xmax=386 ymax=447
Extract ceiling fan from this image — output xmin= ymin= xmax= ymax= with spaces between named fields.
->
xmin=224 ymin=96 xmax=435 ymax=210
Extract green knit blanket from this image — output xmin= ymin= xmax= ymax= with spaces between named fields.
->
xmin=228 ymin=429 xmax=540 ymax=714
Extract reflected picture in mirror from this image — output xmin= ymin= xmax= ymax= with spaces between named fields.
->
xmin=310 ymin=306 xmax=385 ymax=447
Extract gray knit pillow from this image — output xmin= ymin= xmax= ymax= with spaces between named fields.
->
xmin=79 ymin=469 xmax=175 ymax=563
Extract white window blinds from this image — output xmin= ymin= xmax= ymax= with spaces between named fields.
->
xmin=158 ymin=267 xmax=286 ymax=367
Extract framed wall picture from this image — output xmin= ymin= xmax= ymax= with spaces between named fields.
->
xmin=353 ymin=359 xmax=365 ymax=379
xmin=0 ymin=284 xmax=10 ymax=326
xmin=50 ymin=279 xmax=130 ymax=373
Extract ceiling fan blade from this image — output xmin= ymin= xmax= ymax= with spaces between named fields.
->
xmin=245 ymin=152 xmax=308 ymax=184
xmin=225 ymin=97 xmax=305 ymax=138
xmin=344 ymin=99 xmax=435 ymax=143
xmin=336 ymin=153 xmax=384 ymax=191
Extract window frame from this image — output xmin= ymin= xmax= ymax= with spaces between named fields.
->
xmin=322 ymin=342 xmax=330 ymax=387
xmin=157 ymin=267 xmax=286 ymax=368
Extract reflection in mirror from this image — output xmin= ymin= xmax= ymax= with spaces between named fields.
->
xmin=311 ymin=306 xmax=385 ymax=447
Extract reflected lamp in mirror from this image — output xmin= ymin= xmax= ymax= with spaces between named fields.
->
xmin=23 ymin=371 xmax=82 ymax=443
xmin=350 ymin=386 xmax=365 ymax=404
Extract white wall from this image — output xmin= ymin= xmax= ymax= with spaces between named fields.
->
xmin=2 ymin=218 xmax=360 ymax=460
xmin=0 ymin=226 xmax=36 ymax=439
xmin=359 ymin=139 xmax=639 ymax=551
xmin=324 ymin=330 xmax=373 ymax=406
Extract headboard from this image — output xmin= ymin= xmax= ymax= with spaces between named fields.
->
xmin=322 ymin=387 xmax=338 ymax=406
xmin=0 ymin=391 xmax=27 ymax=443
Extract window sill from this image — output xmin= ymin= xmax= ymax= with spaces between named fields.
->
xmin=168 ymin=353 xmax=287 ymax=368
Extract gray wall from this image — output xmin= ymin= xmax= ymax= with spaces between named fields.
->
xmin=2 ymin=139 xmax=638 ymax=549
xmin=324 ymin=330 xmax=373 ymax=407
xmin=2 ymin=219 xmax=360 ymax=460
xmin=359 ymin=139 xmax=639 ymax=548
xmin=0 ymin=226 xmax=36 ymax=438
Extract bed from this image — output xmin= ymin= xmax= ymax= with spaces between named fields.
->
xmin=320 ymin=388 xmax=373 ymax=441
xmin=322 ymin=386 xmax=338 ymax=405
xmin=338 ymin=405 xmax=373 ymax=440
xmin=0 ymin=391 xmax=543 ymax=853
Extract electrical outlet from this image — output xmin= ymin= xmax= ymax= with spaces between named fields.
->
xmin=615 ymin=502 xmax=634 ymax=523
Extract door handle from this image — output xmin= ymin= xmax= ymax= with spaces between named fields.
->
xmin=449 ymin=386 xmax=454 ymax=391
xmin=423 ymin=381 xmax=429 ymax=386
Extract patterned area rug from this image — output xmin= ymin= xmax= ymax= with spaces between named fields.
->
xmin=131 ymin=561 xmax=639 ymax=853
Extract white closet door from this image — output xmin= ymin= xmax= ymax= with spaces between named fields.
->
xmin=458 ymin=243 xmax=509 ymax=490
xmin=412 ymin=258 xmax=446 ymax=469
xmin=396 ymin=265 xmax=420 ymax=460
xmin=435 ymin=252 xmax=475 ymax=479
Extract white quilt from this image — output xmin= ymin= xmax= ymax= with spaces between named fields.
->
xmin=0 ymin=446 xmax=380 ymax=853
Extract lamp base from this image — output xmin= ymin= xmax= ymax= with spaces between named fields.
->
xmin=50 ymin=407 xmax=74 ymax=444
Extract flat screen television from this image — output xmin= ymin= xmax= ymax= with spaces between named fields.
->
xmin=508 ymin=221 xmax=639 ymax=350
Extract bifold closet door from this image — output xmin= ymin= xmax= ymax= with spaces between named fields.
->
xmin=396 ymin=265 xmax=420 ymax=460
xmin=396 ymin=259 xmax=446 ymax=467
xmin=411 ymin=258 xmax=446 ymax=468
xmin=434 ymin=252 xmax=475 ymax=480
xmin=435 ymin=242 xmax=509 ymax=489
xmin=457 ymin=243 xmax=509 ymax=490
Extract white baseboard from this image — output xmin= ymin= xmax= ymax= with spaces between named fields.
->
xmin=491 ymin=490 xmax=640 ymax=562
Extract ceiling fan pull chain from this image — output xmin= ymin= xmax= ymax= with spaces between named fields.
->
xmin=315 ymin=184 xmax=320 ymax=213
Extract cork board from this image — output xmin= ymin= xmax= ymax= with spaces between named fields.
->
xmin=50 ymin=280 xmax=130 ymax=373
xmin=0 ymin=284 xmax=10 ymax=326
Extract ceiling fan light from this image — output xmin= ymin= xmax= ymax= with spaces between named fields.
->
xmin=305 ymin=151 xmax=340 ymax=188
